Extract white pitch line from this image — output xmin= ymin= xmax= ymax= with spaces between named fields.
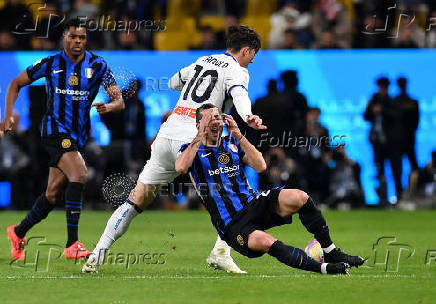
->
xmin=2 ymin=274 xmax=428 ymax=280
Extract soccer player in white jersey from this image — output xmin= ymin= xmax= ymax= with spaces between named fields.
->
xmin=83 ymin=25 xmax=266 ymax=273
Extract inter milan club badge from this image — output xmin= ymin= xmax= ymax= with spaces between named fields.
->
xmin=218 ymin=153 xmax=230 ymax=164
xmin=61 ymin=138 xmax=71 ymax=149
xmin=69 ymin=75 xmax=79 ymax=86
xmin=237 ymin=235 xmax=244 ymax=246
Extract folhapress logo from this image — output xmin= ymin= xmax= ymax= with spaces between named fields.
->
xmin=55 ymin=87 xmax=90 ymax=101
xmin=208 ymin=165 xmax=239 ymax=177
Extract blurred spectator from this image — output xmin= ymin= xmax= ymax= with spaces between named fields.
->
xmin=258 ymin=147 xmax=298 ymax=189
xmin=249 ymin=79 xmax=283 ymax=151
xmin=296 ymin=107 xmax=330 ymax=201
xmin=280 ymin=70 xmax=308 ymax=138
xmin=282 ymin=28 xmax=304 ymax=49
xmin=315 ymin=30 xmax=342 ymax=49
xmin=312 ymin=0 xmax=352 ymax=49
xmin=395 ymin=77 xmax=419 ymax=171
xmin=269 ymin=0 xmax=312 ymax=49
xmin=327 ymin=146 xmax=365 ymax=208
xmin=33 ymin=1 xmax=64 ymax=49
xmin=394 ymin=26 xmax=420 ymax=48
xmin=364 ymin=76 xmax=405 ymax=203
xmin=100 ymin=79 xmax=147 ymax=175
xmin=225 ymin=0 xmax=245 ymax=19
xmin=251 ymin=79 xmax=292 ymax=153
xmin=417 ymin=151 xmax=436 ymax=197
xmin=0 ymin=113 xmax=32 ymax=209
xmin=363 ymin=77 xmax=390 ymax=204
xmin=191 ymin=26 xmax=220 ymax=50
xmin=0 ymin=0 xmax=33 ymax=49
xmin=117 ymin=30 xmax=141 ymax=50
xmin=0 ymin=31 xmax=17 ymax=50
xmin=69 ymin=0 xmax=100 ymax=19
xmin=395 ymin=77 xmax=420 ymax=194
xmin=425 ymin=10 xmax=436 ymax=48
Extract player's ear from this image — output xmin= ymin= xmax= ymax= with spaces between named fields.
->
xmin=241 ymin=46 xmax=250 ymax=56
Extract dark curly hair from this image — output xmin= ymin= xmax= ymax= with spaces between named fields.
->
xmin=226 ymin=25 xmax=261 ymax=53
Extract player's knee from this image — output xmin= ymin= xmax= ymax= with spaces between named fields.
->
xmin=297 ymin=190 xmax=309 ymax=209
xmin=70 ymin=167 xmax=88 ymax=183
xmin=45 ymin=190 xmax=62 ymax=205
xmin=248 ymin=231 xmax=275 ymax=252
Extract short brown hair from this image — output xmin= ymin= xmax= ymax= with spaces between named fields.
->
xmin=226 ymin=25 xmax=261 ymax=53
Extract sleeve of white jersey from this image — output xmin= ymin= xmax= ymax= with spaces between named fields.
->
xmin=169 ymin=63 xmax=195 ymax=91
xmin=225 ymin=67 xmax=252 ymax=122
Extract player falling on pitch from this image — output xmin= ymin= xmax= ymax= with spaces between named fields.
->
xmin=175 ymin=104 xmax=365 ymax=274
xmin=83 ymin=25 xmax=266 ymax=273
xmin=3 ymin=19 xmax=124 ymax=260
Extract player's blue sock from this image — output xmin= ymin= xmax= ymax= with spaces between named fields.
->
xmin=15 ymin=194 xmax=55 ymax=238
xmin=65 ymin=182 xmax=84 ymax=248
xmin=298 ymin=197 xmax=333 ymax=249
xmin=268 ymin=240 xmax=322 ymax=273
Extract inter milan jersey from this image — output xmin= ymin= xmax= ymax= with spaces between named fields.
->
xmin=180 ymin=135 xmax=259 ymax=236
xmin=26 ymin=50 xmax=115 ymax=148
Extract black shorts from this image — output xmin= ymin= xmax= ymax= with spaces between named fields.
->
xmin=223 ymin=188 xmax=292 ymax=258
xmin=41 ymin=134 xmax=80 ymax=167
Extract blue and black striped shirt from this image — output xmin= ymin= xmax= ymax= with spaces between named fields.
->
xmin=180 ymin=135 xmax=259 ymax=236
xmin=26 ymin=50 xmax=115 ymax=148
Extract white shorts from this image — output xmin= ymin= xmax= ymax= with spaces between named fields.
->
xmin=138 ymin=136 xmax=187 ymax=185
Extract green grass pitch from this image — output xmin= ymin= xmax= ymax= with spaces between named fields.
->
xmin=0 ymin=210 xmax=435 ymax=304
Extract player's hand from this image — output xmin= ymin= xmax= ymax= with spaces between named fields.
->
xmin=246 ymin=115 xmax=267 ymax=130
xmin=198 ymin=110 xmax=212 ymax=139
xmin=222 ymin=113 xmax=242 ymax=139
xmin=3 ymin=116 xmax=15 ymax=131
xmin=0 ymin=121 xmax=4 ymax=138
xmin=92 ymin=102 xmax=114 ymax=114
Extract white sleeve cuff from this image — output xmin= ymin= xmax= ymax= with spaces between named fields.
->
xmin=229 ymin=85 xmax=252 ymax=123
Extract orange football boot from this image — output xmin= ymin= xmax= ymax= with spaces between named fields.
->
xmin=64 ymin=241 xmax=91 ymax=260
xmin=7 ymin=226 xmax=26 ymax=261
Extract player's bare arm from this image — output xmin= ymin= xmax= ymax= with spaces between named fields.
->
xmin=91 ymin=84 xmax=124 ymax=114
xmin=222 ymin=113 xmax=266 ymax=173
xmin=175 ymin=111 xmax=211 ymax=174
xmin=3 ymin=70 xmax=33 ymax=130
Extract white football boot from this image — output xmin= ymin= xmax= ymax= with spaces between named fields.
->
xmin=82 ymin=253 xmax=99 ymax=273
xmin=206 ymin=248 xmax=247 ymax=274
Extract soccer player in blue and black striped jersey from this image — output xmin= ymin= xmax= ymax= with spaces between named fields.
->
xmin=3 ymin=19 xmax=124 ymax=261
xmin=176 ymin=104 xmax=365 ymax=274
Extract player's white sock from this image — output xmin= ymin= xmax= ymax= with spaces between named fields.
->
xmin=92 ymin=200 xmax=142 ymax=264
xmin=322 ymin=243 xmax=336 ymax=253
xmin=320 ymin=263 xmax=328 ymax=274
xmin=211 ymin=235 xmax=231 ymax=256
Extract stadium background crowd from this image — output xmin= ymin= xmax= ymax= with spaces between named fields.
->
xmin=0 ymin=0 xmax=435 ymax=210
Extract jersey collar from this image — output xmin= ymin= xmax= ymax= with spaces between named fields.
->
xmin=224 ymin=52 xmax=238 ymax=63
xmin=62 ymin=50 xmax=88 ymax=64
